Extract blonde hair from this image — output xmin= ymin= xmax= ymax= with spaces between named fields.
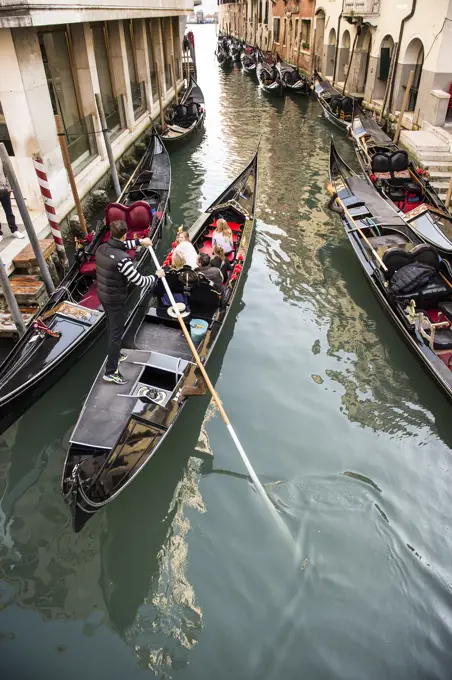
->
xmin=213 ymin=244 xmax=225 ymax=261
xmin=171 ymin=251 xmax=186 ymax=269
xmin=214 ymin=218 xmax=232 ymax=242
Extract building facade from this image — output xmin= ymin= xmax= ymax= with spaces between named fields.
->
xmin=0 ymin=0 xmax=192 ymax=223
xmin=219 ymin=0 xmax=452 ymax=129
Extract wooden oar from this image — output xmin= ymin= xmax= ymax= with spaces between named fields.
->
xmin=326 ymin=183 xmax=388 ymax=272
xmin=148 ymin=245 xmax=294 ymax=545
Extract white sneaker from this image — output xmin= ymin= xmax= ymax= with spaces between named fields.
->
xmin=12 ymin=231 xmax=25 ymax=239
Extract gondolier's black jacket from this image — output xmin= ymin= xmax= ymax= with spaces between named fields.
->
xmin=96 ymin=238 xmax=156 ymax=306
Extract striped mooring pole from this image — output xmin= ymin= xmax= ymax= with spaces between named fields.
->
xmin=33 ymin=154 xmax=69 ymax=270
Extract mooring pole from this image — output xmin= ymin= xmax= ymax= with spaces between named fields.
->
xmin=32 ymin=154 xmax=69 ymax=271
xmin=445 ymin=176 xmax=452 ymax=211
xmin=55 ymin=115 xmax=87 ymax=235
xmin=171 ymin=55 xmax=179 ymax=105
xmin=0 ymin=144 xmax=55 ymax=295
xmin=394 ymin=70 xmax=415 ymax=145
xmin=155 ymin=61 xmax=165 ymax=130
xmin=0 ymin=252 xmax=26 ymax=336
xmin=95 ymin=94 xmax=121 ymax=198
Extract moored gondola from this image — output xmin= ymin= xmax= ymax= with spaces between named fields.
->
xmin=241 ymin=45 xmax=257 ymax=74
xmin=62 ymin=151 xmax=259 ymax=531
xmin=161 ymin=76 xmax=205 ymax=146
xmin=230 ymin=38 xmax=242 ymax=62
xmin=216 ymin=37 xmax=233 ymax=68
xmin=0 ymin=130 xmax=170 ymax=436
xmin=276 ymin=56 xmax=309 ymax=95
xmin=314 ymin=72 xmax=358 ymax=130
xmin=257 ymin=53 xmax=282 ymax=96
xmin=329 ymin=140 xmax=452 ymax=401
xmin=349 ymin=112 xmax=452 ymax=255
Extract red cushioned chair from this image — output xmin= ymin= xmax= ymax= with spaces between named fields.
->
xmin=105 ymin=200 xmax=155 ymax=241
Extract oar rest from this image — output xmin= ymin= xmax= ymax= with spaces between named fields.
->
xmin=419 ymin=312 xmax=452 ymax=352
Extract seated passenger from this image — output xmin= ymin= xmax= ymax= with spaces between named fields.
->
xmin=211 ymin=245 xmax=232 ymax=283
xmin=212 ymin=218 xmax=234 ymax=255
xmin=196 ymin=253 xmax=223 ymax=292
xmin=171 ymin=251 xmax=186 ymax=270
xmin=174 ymin=230 xmax=198 ymax=269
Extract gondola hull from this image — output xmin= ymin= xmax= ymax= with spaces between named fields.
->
xmin=329 ymin=142 xmax=452 ymax=402
xmin=62 ymin=153 xmax=259 ymax=531
xmin=0 ymin=132 xmax=170 ymax=436
xmin=276 ymin=58 xmax=309 ymax=96
xmin=162 ymin=76 xmax=206 ymax=146
xmin=314 ymin=74 xmax=355 ymax=131
xmin=257 ymin=63 xmax=283 ymax=96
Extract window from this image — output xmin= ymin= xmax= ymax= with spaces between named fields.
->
xmin=301 ymin=19 xmax=311 ymax=50
xmin=273 ymin=17 xmax=280 ymax=43
xmin=162 ymin=18 xmax=172 ymax=93
xmin=92 ymin=23 xmax=124 ymax=140
xmin=264 ymin=0 xmax=269 ymax=25
xmin=39 ymin=28 xmax=96 ymax=171
xmin=124 ymin=20 xmax=146 ymax=119
xmin=146 ymin=21 xmax=158 ymax=101
xmin=258 ymin=0 xmax=262 ymax=24
xmin=294 ymin=18 xmax=299 ymax=50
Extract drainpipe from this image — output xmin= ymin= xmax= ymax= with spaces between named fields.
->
xmin=332 ymin=0 xmax=344 ymax=86
xmin=385 ymin=0 xmax=417 ymax=121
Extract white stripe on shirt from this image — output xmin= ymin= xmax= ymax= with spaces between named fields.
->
xmin=118 ymin=257 xmax=156 ymax=287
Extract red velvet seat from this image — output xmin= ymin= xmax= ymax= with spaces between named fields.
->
xmin=105 ymin=200 xmax=156 ymax=240
xmin=80 ymin=261 xmax=97 ymax=276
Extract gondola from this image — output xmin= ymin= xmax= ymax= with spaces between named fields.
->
xmin=62 ymin=151 xmax=259 ymax=531
xmin=256 ymin=53 xmax=282 ymax=96
xmin=0 ymin=130 xmax=170 ymax=436
xmin=161 ymin=76 xmax=205 ymax=146
xmin=349 ymin=112 xmax=452 ymax=255
xmin=216 ymin=38 xmax=233 ymax=68
xmin=276 ymin=56 xmax=309 ymax=95
xmin=314 ymin=72 xmax=358 ymax=130
xmin=230 ymin=38 xmax=242 ymax=63
xmin=329 ymin=140 xmax=452 ymax=401
xmin=241 ymin=45 xmax=257 ymax=75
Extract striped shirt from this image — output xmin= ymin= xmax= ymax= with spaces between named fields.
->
xmin=117 ymin=239 xmax=156 ymax=287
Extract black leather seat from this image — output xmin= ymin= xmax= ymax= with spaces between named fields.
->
xmin=330 ymin=96 xmax=342 ymax=113
xmin=186 ymin=101 xmax=199 ymax=121
xmin=371 ymin=153 xmax=391 ymax=175
xmin=383 ymin=248 xmax=413 ymax=277
xmin=438 ymin=301 xmax=452 ymax=321
xmin=431 ymin=328 xmax=452 ymax=351
xmin=411 ymin=244 xmax=440 ymax=270
xmin=341 ymin=97 xmax=354 ymax=115
xmin=189 ymin=278 xmax=221 ymax=316
xmin=174 ymin=104 xmax=188 ymax=125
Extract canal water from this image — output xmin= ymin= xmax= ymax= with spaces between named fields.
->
xmin=1 ymin=24 xmax=452 ymax=679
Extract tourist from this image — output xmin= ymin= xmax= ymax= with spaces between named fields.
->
xmin=212 ymin=218 xmax=233 ymax=254
xmin=174 ymin=230 xmax=198 ymax=269
xmin=211 ymin=244 xmax=232 ymax=283
xmin=196 ymin=252 xmax=223 ymax=292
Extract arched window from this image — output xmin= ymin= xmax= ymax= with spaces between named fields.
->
xmin=403 ymin=38 xmax=424 ymax=111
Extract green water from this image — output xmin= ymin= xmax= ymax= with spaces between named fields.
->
xmin=1 ymin=25 xmax=452 ymax=679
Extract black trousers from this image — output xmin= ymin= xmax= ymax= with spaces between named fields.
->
xmin=0 ymin=190 xmax=17 ymax=234
xmin=102 ymin=303 xmax=126 ymax=375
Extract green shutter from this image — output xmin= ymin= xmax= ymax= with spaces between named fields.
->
xmin=379 ymin=47 xmax=390 ymax=80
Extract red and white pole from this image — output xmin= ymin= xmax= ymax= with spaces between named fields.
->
xmin=33 ymin=154 xmax=69 ymax=270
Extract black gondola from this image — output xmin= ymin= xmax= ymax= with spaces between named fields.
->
xmin=314 ymin=72 xmax=358 ymax=130
xmin=62 ymin=152 xmax=259 ymax=531
xmin=257 ymin=53 xmax=282 ymax=96
xmin=161 ymin=76 xmax=205 ymax=146
xmin=0 ymin=130 xmax=170 ymax=436
xmin=349 ymin=112 xmax=452 ymax=255
xmin=329 ymin=140 xmax=452 ymax=401
xmin=241 ymin=45 xmax=257 ymax=74
xmin=276 ymin=56 xmax=309 ymax=95
xmin=230 ymin=39 xmax=242 ymax=62
xmin=216 ymin=38 xmax=233 ymax=68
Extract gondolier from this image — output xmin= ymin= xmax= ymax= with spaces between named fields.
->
xmin=96 ymin=220 xmax=164 ymax=385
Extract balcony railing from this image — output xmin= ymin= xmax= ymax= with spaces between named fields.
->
xmin=343 ymin=0 xmax=380 ymax=15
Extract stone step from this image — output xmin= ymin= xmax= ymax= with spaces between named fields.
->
xmin=431 ymin=181 xmax=450 ymax=194
xmin=0 ymin=311 xmax=34 ymax=338
xmin=12 ymin=238 xmax=56 ymax=274
xmin=400 ymin=130 xmax=450 ymax=154
xmin=427 ymin=170 xmax=452 ymax=180
xmin=416 ymin=150 xmax=452 ymax=161
xmin=0 ymin=275 xmax=48 ymax=310
xmin=417 ymin=159 xmax=452 ymax=172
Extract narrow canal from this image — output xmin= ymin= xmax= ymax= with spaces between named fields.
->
xmin=1 ymin=24 xmax=452 ymax=680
